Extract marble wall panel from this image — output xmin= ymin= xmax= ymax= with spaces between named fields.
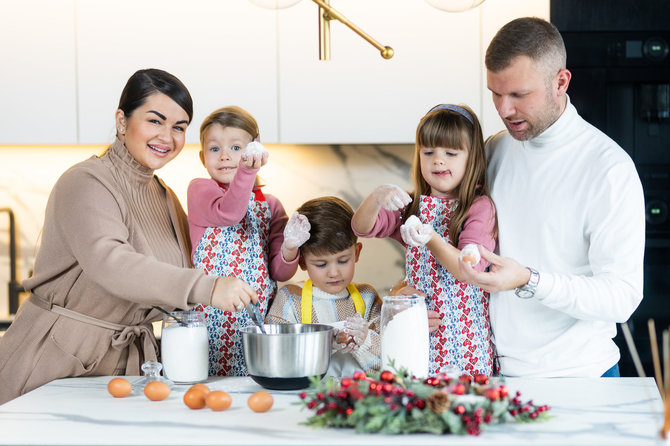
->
xmin=0 ymin=144 xmax=414 ymax=316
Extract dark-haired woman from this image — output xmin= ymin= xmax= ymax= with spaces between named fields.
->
xmin=0 ymin=69 xmax=257 ymax=404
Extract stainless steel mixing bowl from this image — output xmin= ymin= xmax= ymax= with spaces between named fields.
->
xmin=240 ymin=323 xmax=333 ymax=390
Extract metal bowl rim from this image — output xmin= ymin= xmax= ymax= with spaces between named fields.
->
xmin=240 ymin=323 xmax=334 ymax=335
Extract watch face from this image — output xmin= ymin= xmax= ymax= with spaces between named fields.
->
xmin=515 ymin=288 xmax=533 ymax=299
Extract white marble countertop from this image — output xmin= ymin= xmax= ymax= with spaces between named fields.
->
xmin=0 ymin=376 xmax=666 ymax=445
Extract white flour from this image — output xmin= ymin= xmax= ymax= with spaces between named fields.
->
xmin=161 ymin=325 xmax=209 ymax=383
xmin=381 ymin=300 xmax=429 ymax=378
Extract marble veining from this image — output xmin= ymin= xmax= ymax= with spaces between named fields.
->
xmin=0 ymin=376 xmax=666 ymax=445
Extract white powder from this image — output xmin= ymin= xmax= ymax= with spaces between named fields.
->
xmin=381 ymin=300 xmax=429 ymax=378
xmin=161 ymin=325 xmax=209 ymax=383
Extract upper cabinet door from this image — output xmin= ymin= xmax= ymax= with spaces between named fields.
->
xmin=0 ymin=1 xmax=77 ymax=144
xmin=76 ymin=0 xmax=279 ymax=144
xmin=276 ymin=0 xmax=482 ymax=144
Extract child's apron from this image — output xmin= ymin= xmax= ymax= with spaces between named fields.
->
xmin=405 ymin=195 xmax=493 ymax=376
xmin=193 ymin=189 xmax=276 ymax=376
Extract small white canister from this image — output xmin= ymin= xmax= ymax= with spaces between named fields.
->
xmin=160 ymin=310 xmax=209 ymax=383
xmin=380 ymin=295 xmax=429 ymax=378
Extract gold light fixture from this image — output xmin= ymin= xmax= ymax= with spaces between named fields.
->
xmin=311 ymin=0 xmax=393 ymax=60
xmin=250 ymin=0 xmax=392 ymax=60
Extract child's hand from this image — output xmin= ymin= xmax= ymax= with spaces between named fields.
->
xmin=282 ymin=212 xmax=311 ymax=250
xmin=400 ymin=215 xmax=433 ymax=247
xmin=427 ymin=309 xmax=442 ymax=333
xmin=241 ymin=141 xmax=269 ymax=169
xmin=343 ymin=313 xmax=369 ymax=350
xmin=373 ymin=184 xmax=411 ymax=211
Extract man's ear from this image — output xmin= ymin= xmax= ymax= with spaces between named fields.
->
xmin=555 ymin=68 xmax=571 ymax=96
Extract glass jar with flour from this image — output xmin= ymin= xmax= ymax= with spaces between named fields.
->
xmin=160 ymin=310 xmax=209 ymax=383
xmin=380 ymin=295 xmax=429 ymax=378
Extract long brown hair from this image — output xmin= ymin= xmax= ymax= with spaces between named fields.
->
xmin=402 ymin=104 xmax=497 ymax=245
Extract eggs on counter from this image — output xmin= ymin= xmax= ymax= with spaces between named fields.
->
xmin=106 ymin=378 xmax=270 ymax=412
xmin=107 ymin=377 xmax=133 ymax=398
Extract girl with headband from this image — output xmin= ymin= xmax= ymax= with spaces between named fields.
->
xmin=352 ymin=104 xmax=498 ymax=376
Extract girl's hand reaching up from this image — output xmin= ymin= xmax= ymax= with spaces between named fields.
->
xmin=281 ymin=212 xmax=311 ymax=262
xmin=400 ymin=215 xmax=433 ymax=247
xmin=242 ymin=141 xmax=269 ymax=169
xmin=374 ymin=184 xmax=411 ymax=211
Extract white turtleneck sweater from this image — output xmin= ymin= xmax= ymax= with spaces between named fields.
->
xmin=486 ymin=97 xmax=645 ymax=377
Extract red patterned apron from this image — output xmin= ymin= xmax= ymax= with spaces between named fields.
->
xmin=193 ymin=189 xmax=276 ymax=376
xmin=406 ymin=195 xmax=493 ymax=376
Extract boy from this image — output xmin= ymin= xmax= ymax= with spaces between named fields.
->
xmin=266 ymin=196 xmax=381 ymax=376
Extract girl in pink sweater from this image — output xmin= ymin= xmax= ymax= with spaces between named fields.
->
xmin=187 ymin=106 xmax=308 ymax=376
xmin=352 ymin=104 xmax=498 ymax=377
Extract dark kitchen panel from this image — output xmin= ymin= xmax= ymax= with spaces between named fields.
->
xmin=551 ymin=0 xmax=670 ymax=32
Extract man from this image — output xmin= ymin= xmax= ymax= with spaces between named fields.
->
xmin=459 ymin=17 xmax=645 ymax=377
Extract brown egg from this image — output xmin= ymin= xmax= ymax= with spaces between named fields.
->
xmin=107 ymin=377 xmax=132 ymax=398
xmin=206 ymin=390 xmax=232 ymax=411
xmin=247 ymin=391 xmax=273 ymax=412
xmin=183 ymin=389 xmax=207 ymax=409
xmin=336 ymin=331 xmax=354 ymax=345
xmin=144 ymin=381 xmax=171 ymax=401
xmin=188 ymin=383 xmax=210 ymax=395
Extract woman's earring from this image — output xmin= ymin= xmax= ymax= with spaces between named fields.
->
xmin=117 ymin=127 xmax=125 ymax=134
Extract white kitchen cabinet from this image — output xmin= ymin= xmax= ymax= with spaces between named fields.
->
xmin=0 ymin=0 xmax=77 ymax=144
xmin=0 ymin=0 xmax=549 ymax=145
xmin=277 ymin=0 xmax=483 ymax=144
xmin=75 ymin=0 xmax=279 ymax=144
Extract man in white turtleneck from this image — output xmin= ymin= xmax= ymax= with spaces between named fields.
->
xmin=459 ymin=17 xmax=645 ymax=377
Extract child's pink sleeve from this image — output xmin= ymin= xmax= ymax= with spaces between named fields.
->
xmin=352 ymin=208 xmax=404 ymax=244
xmin=458 ymin=196 xmax=497 ymax=272
xmin=187 ymin=166 xmax=258 ymax=228
xmin=266 ymin=194 xmax=299 ymax=282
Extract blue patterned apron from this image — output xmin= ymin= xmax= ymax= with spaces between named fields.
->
xmin=193 ymin=189 xmax=276 ymax=376
xmin=405 ymin=195 xmax=493 ymax=376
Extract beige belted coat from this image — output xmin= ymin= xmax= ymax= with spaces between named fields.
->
xmin=0 ymin=139 xmax=217 ymax=404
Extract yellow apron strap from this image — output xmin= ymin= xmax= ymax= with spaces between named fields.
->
xmin=301 ymin=280 xmax=366 ymax=324
xmin=301 ymin=279 xmax=313 ymax=324
xmin=347 ymin=283 xmax=366 ymax=318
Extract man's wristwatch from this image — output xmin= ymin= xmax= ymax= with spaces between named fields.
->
xmin=515 ymin=267 xmax=539 ymax=299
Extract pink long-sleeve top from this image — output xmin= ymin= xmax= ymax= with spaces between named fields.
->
xmin=354 ymin=195 xmax=497 ymax=272
xmin=187 ymin=165 xmax=298 ymax=281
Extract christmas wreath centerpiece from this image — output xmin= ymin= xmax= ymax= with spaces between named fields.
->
xmin=298 ymin=369 xmax=550 ymax=436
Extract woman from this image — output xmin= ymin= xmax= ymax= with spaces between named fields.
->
xmin=0 ymin=69 xmax=257 ymax=404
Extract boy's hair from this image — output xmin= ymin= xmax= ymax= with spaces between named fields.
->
xmin=199 ymin=105 xmax=259 ymax=144
xmin=297 ymin=196 xmax=357 ymax=256
xmin=403 ymin=104 xmax=497 ymax=245
xmin=485 ymin=17 xmax=566 ymax=85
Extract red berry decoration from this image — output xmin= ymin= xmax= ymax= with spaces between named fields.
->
xmin=452 ymin=383 xmax=466 ymax=395
xmin=380 ymin=370 xmax=395 ymax=382
xmin=300 ymin=370 xmax=548 ymax=436
xmin=352 ymin=371 xmax=367 ymax=380
xmin=483 ymin=388 xmax=500 ymax=401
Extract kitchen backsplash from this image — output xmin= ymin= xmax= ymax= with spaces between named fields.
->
xmin=0 ymin=143 xmax=414 ymax=316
